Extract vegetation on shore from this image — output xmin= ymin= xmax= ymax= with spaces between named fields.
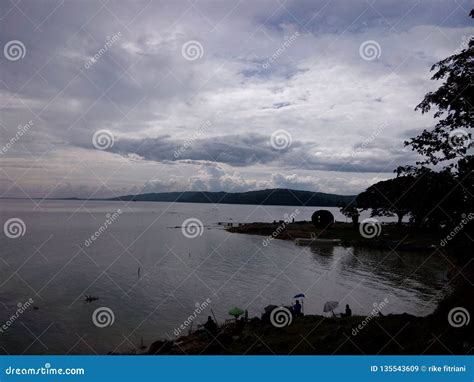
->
xmin=142 ymin=259 xmax=472 ymax=355
xmin=226 ymin=221 xmax=439 ymax=251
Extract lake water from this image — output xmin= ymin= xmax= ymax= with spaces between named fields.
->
xmin=0 ymin=200 xmax=449 ymax=354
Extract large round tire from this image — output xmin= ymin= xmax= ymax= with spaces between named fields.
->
xmin=311 ymin=210 xmax=334 ymax=229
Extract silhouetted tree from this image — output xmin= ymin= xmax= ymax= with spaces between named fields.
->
xmin=339 ymin=203 xmax=360 ymax=228
xmin=403 ymin=10 xmax=473 ymax=169
xmin=393 ymin=10 xmax=473 ymax=233
xmin=356 ymin=177 xmax=413 ymax=225
xmin=409 ymin=168 xmax=467 ymax=228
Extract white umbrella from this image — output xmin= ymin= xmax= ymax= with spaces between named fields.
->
xmin=323 ymin=301 xmax=339 ymax=316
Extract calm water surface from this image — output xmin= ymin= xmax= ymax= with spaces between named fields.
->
xmin=0 ymin=200 xmax=449 ymax=354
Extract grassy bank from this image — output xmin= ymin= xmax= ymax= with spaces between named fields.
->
xmin=141 ymin=259 xmax=472 ymax=355
xmin=226 ymin=221 xmax=440 ymax=251
xmin=132 ymin=222 xmax=472 ymax=356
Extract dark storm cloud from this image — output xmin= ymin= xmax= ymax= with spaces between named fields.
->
xmin=108 ymin=133 xmax=411 ymax=173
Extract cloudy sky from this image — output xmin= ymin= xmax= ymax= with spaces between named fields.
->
xmin=1 ymin=0 xmax=473 ymax=199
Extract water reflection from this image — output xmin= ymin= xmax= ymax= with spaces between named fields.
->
xmin=308 ymin=244 xmax=336 ymax=268
xmin=0 ymin=200 xmax=449 ymax=354
xmin=306 ymin=243 xmax=450 ymax=300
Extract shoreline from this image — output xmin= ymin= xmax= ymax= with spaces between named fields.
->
xmin=226 ymin=221 xmax=439 ymax=251
xmin=139 ymin=270 xmax=472 ymax=355
xmin=120 ymin=223 xmax=473 ymax=356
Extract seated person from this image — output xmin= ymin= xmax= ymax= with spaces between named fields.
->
xmin=343 ymin=304 xmax=352 ymax=317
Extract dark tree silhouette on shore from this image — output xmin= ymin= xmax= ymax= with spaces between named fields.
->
xmin=401 ymin=10 xmax=473 ymax=170
xmin=339 ymin=203 xmax=360 ymax=228
xmin=356 ymin=177 xmax=413 ymax=225
xmin=385 ymin=9 xmax=474 ymax=233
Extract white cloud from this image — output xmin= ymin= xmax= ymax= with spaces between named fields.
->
xmin=0 ymin=0 xmax=471 ymax=198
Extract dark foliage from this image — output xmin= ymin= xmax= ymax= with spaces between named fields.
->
xmin=404 ymin=10 xmax=473 ymax=169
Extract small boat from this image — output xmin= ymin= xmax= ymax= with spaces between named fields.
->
xmin=295 ymin=237 xmax=341 ymax=246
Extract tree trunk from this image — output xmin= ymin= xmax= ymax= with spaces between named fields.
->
xmin=351 ymin=214 xmax=359 ymax=229
xmin=397 ymin=212 xmax=403 ymax=225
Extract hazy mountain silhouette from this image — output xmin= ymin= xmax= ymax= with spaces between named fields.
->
xmin=109 ymin=188 xmax=355 ymax=207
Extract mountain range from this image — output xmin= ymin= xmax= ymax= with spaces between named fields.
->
xmin=109 ymin=188 xmax=355 ymax=207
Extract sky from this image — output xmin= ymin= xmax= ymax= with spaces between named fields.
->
xmin=1 ymin=0 xmax=473 ymax=199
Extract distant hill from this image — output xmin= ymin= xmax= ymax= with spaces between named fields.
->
xmin=109 ymin=188 xmax=355 ymax=207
